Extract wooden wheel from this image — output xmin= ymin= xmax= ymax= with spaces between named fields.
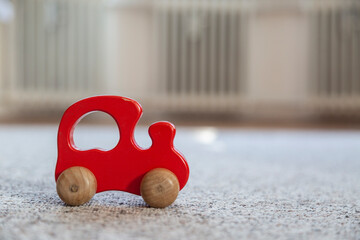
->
xmin=56 ymin=166 xmax=97 ymax=206
xmin=140 ymin=168 xmax=179 ymax=208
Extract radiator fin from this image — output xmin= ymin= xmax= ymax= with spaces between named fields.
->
xmin=313 ymin=5 xmax=360 ymax=99
xmin=155 ymin=1 xmax=248 ymax=110
xmin=11 ymin=0 xmax=104 ymax=105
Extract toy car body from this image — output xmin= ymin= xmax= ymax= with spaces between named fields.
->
xmin=55 ymin=96 xmax=189 ymax=207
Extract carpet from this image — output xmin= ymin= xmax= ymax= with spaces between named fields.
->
xmin=0 ymin=125 xmax=359 ymax=239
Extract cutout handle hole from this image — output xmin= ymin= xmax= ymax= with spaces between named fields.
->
xmin=73 ymin=111 xmax=120 ymax=151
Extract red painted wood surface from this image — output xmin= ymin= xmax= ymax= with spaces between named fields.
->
xmin=55 ymin=96 xmax=189 ymax=195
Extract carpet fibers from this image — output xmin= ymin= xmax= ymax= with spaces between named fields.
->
xmin=0 ymin=125 xmax=359 ymax=239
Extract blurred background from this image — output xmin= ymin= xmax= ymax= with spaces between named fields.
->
xmin=2 ymin=1 xmax=360 ymax=238
xmin=0 ymin=0 xmax=359 ymax=126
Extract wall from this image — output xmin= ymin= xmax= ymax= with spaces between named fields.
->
xmin=247 ymin=9 xmax=309 ymax=105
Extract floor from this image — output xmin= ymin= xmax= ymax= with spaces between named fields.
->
xmin=0 ymin=124 xmax=359 ymax=240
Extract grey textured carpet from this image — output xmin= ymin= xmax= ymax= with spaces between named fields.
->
xmin=0 ymin=124 xmax=359 ymax=240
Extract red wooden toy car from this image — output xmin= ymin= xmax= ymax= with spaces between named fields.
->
xmin=55 ymin=96 xmax=189 ymax=208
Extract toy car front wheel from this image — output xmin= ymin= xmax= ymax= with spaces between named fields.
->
xmin=56 ymin=166 xmax=97 ymax=206
xmin=140 ymin=168 xmax=179 ymax=208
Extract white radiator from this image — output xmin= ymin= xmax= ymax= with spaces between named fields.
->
xmin=309 ymin=1 xmax=360 ymax=114
xmin=3 ymin=0 xmax=105 ymax=109
xmin=151 ymin=0 xmax=250 ymax=112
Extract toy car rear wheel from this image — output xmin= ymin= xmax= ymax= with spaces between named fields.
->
xmin=56 ymin=166 xmax=97 ymax=206
xmin=140 ymin=168 xmax=179 ymax=208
